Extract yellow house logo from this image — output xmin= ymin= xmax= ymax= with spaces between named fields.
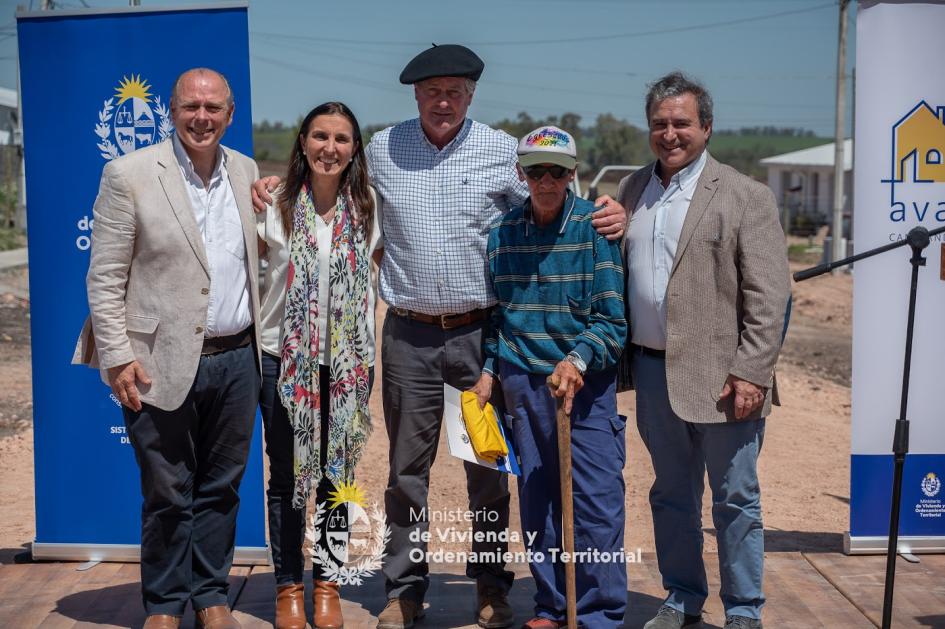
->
xmin=884 ymin=101 xmax=945 ymax=222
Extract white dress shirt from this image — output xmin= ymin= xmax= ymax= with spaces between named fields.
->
xmin=625 ymin=150 xmax=708 ymax=350
xmin=257 ymin=188 xmax=382 ymax=365
xmin=172 ymin=134 xmax=252 ymax=338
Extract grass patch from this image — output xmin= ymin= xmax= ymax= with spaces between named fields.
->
xmin=788 ymin=242 xmax=823 ymax=264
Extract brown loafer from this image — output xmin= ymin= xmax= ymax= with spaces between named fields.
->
xmin=276 ymin=583 xmax=307 ymax=629
xmin=477 ymin=584 xmax=514 ymax=628
xmin=195 ymin=605 xmax=241 ymax=629
xmin=376 ymin=598 xmax=425 ymax=629
xmin=313 ymin=580 xmax=343 ymax=629
xmin=142 ymin=615 xmax=181 ymax=629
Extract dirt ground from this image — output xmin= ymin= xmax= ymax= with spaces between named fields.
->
xmin=0 ymin=258 xmax=854 ymax=562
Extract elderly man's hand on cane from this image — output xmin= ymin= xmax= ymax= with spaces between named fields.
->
xmin=548 ymin=359 xmax=584 ymax=415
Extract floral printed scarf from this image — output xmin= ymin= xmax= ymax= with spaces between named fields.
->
xmin=279 ymin=182 xmax=372 ymax=509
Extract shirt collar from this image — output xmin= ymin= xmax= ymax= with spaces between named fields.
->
xmin=652 ymin=149 xmax=708 ymax=192
xmin=417 ymin=117 xmax=472 ymax=153
xmin=524 ymin=189 xmax=576 ymax=237
xmin=172 ymin=132 xmax=226 ymax=184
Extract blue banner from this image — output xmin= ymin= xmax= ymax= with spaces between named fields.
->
xmin=851 ymin=455 xmax=945 ymax=537
xmin=17 ymin=4 xmax=266 ymax=557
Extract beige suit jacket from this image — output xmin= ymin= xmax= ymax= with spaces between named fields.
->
xmin=73 ymin=139 xmax=262 ymax=411
xmin=616 ymin=154 xmax=790 ymax=423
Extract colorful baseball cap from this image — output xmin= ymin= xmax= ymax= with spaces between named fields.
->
xmin=517 ymin=126 xmax=577 ymax=169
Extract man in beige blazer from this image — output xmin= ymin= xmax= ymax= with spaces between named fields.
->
xmin=74 ymin=68 xmax=260 ymax=629
xmin=610 ymin=73 xmax=790 ymax=629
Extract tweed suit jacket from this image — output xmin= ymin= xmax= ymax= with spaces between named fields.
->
xmin=616 ymin=154 xmax=790 ymax=423
xmin=73 ymin=138 xmax=262 ymax=411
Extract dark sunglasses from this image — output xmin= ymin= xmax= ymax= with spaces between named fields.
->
xmin=523 ymin=165 xmax=570 ymax=180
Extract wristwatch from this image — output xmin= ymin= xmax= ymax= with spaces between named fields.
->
xmin=565 ymin=351 xmax=587 ymax=375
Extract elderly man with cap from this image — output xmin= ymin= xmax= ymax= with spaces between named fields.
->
xmin=475 ymin=126 xmax=627 ymax=629
xmin=252 ymin=44 xmax=625 ymax=629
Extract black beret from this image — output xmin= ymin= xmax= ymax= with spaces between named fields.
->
xmin=399 ymin=44 xmax=484 ymax=85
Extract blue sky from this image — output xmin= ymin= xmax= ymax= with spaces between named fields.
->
xmin=2 ymin=0 xmax=856 ymax=135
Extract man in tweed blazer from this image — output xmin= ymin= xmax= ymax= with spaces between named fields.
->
xmin=74 ymin=68 xmax=260 ymax=629
xmin=611 ymin=73 xmax=790 ymax=629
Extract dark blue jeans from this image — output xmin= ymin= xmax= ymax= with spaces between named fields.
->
xmin=124 ymin=343 xmax=259 ymax=615
xmin=259 ymin=352 xmax=373 ymax=585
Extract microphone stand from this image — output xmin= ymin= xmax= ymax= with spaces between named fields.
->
xmin=794 ymin=224 xmax=945 ymax=629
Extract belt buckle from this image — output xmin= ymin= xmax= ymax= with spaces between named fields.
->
xmin=439 ymin=313 xmax=461 ymax=330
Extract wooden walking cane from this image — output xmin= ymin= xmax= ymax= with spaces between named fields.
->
xmin=547 ymin=374 xmax=578 ymax=629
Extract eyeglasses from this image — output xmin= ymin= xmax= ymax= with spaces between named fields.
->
xmin=523 ymin=165 xmax=570 ymax=180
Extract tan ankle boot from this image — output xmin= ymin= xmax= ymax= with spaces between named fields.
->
xmin=275 ymin=583 xmax=307 ymax=629
xmin=313 ymin=580 xmax=343 ymax=629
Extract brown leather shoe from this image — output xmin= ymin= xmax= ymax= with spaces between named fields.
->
xmin=376 ymin=598 xmax=424 ymax=629
xmin=195 ymin=605 xmax=241 ymax=629
xmin=313 ymin=580 xmax=343 ymax=629
xmin=477 ymin=584 xmax=514 ymax=628
xmin=142 ymin=615 xmax=181 ymax=629
xmin=276 ymin=583 xmax=307 ymax=629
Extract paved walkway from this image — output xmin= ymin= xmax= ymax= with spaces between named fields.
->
xmin=0 ymin=247 xmax=26 ymax=272
xmin=1 ymin=551 xmax=943 ymax=628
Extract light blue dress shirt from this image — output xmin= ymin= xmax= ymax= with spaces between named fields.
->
xmin=625 ymin=150 xmax=708 ymax=350
xmin=366 ymin=118 xmax=529 ymax=316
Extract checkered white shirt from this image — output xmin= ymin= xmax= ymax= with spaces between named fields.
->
xmin=367 ymin=118 xmax=529 ymax=315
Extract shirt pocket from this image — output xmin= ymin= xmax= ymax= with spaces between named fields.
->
xmin=224 ymin=217 xmax=247 ymax=261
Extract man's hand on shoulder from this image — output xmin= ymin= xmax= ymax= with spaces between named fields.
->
xmin=251 ymin=176 xmax=281 ymax=213
xmin=719 ymin=374 xmax=765 ymax=420
xmin=107 ymin=360 xmax=152 ymax=412
xmin=592 ymin=194 xmax=627 ymax=241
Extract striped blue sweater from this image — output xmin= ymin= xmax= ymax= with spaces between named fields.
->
xmin=483 ymin=192 xmax=627 ymax=376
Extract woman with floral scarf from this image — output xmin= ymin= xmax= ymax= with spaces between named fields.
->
xmin=257 ymin=102 xmax=380 ymax=629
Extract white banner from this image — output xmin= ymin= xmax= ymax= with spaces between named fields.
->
xmin=850 ymin=0 xmax=945 ymax=545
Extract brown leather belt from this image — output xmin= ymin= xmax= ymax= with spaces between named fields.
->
xmin=390 ymin=307 xmax=491 ymax=330
xmin=202 ymin=325 xmax=253 ymax=356
xmin=631 ymin=343 xmax=666 ymax=359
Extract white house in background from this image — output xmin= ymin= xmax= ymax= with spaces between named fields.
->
xmin=760 ymin=139 xmax=853 ymax=235
xmin=0 ymin=87 xmax=16 ymax=146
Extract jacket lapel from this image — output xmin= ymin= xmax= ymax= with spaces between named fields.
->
xmin=669 ymin=154 xmax=720 ymax=279
xmin=225 ymin=149 xmax=259 ymax=289
xmin=157 ymin=140 xmax=211 ymax=276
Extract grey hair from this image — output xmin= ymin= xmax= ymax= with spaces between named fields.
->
xmin=464 ymin=79 xmax=477 ymax=95
xmin=645 ymin=71 xmax=713 ymax=127
xmin=171 ymin=67 xmax=234 ymax=107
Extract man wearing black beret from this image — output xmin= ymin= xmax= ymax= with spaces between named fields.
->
xmin=252 ymin=43 xmax=627 ymax=629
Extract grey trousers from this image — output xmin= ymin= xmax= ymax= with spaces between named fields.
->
xmin=381 ymin=312 xmax=513 ymax=602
